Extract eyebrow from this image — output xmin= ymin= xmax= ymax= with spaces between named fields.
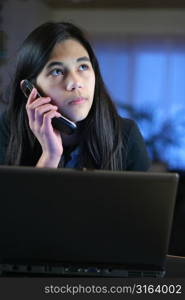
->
xmin=46 ymin=56 xmax=91 ymax=69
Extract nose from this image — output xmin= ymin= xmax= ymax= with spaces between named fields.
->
xmin=65 ymin=73 xmax=83 ymax=91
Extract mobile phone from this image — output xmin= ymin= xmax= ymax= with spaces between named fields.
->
xmin=21 ymin=79 xmax=77 ymax=135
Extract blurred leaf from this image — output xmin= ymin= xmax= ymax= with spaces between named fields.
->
xmin=116 ymin=102 xmax=185 ymax=163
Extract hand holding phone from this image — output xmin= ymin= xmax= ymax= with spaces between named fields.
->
xmin=21 ymin=79 xmax=67 ymax=167
xmin=21 ymin=79 xmax=77 ymax=135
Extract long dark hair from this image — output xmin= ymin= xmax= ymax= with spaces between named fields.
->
xmin=6 ymin=22 xmax=126 ymax=170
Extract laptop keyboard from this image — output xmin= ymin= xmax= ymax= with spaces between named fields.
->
xmin=0 ymin=263 xmax=165 ymax=278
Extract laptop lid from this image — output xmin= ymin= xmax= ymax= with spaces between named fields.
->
xmin=0 ymin=166 xmax=179 ymax=272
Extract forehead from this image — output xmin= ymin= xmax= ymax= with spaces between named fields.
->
xmin=49 ymin=39 xmax=89 ymax=61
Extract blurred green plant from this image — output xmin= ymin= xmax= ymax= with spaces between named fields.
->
xmin=117 ymin=103 xmax=185 ymax=165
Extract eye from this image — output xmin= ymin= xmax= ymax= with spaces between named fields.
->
xmin=79 ymin=64 xmax=89 ymax=71
xmin=50 ymin=68 xmax=64 ymax=76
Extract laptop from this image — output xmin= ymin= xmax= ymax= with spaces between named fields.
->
xmin=0 ymin=166 xmax=179 ymax=277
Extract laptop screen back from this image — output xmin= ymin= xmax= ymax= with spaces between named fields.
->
xmin=0 ymin=167 xmax=179 ymax=270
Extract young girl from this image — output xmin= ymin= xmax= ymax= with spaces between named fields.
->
xmin=0 ymin=22 xmax=150 ymax=170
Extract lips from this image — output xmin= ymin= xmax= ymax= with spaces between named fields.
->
xmin=69 ymin=97 xmax=86 ymax=105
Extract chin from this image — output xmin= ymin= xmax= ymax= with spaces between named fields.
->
xmin=70 ymin=112 xmax=89 ymax=123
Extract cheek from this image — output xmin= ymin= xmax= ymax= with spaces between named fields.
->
xmin=36 ymin=77 xmax=50 ymax=96
xmin=39 ymin=83 xmax=64 ymax=103
xmin=47 ymin=87 xmax=62 ymax=99
xmin=86 ymin=73 xmax=95 ymax=95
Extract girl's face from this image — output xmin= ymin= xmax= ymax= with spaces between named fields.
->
xmin=36 ymin=39 xmax=95 ymax=123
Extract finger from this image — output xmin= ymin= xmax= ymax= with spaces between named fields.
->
xmin=28 ymin=96 xmax=51 ymax=110
xmin=25 ymin=88 xmax=39 ymax=124
xmin=42 ymin=111 xmax=61 ymax=133
xmin=26 ymin=94 xmax=51 ymax=124
xmin=27 ymin=87 xmax=38 ymax=105
xmin=35 ymin=104 xmax=58 ymax=127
